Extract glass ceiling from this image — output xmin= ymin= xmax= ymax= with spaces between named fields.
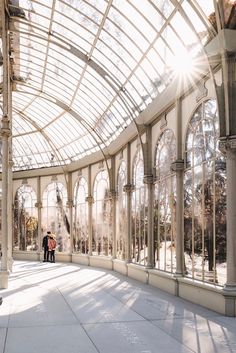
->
xmin=1 ymin=0 xmax=216 ymax=171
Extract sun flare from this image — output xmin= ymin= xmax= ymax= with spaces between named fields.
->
xmin=170 ymin=49 xmax=195 ymax=77
xmin=171 ymin=53 xmax=194 ymax=76
xmin=168 ymin=47 xmax=206 ymax=95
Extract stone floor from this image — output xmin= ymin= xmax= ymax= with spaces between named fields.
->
xmin=0 ymin=260 xmax=236 ymax=353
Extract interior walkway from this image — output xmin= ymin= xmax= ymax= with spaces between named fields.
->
xmin=0 ymin=261 xmax=236 ymax=353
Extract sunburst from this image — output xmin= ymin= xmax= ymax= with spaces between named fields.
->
xmin=169 ymin=48 xmax=208 ymax=95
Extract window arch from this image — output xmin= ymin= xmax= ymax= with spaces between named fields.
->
xmin=73 ymin=177 xmax=88 ymax=253
xmin=13 ymin=184 xmax=38 ymax=251
xmin=0 ymin=188 xmax=2 ymax=250
xmin=93 ymin=170 xmax=112 ymax=256
xmin=155 ymin=129 xmax=176 ymax=179
xmin=132 ymin=147 xmax=147 ymax=265
xmin=154 ymin=129 xmax=176 ymax=272
xmin=42 ymin=181 xmax=70 ymax=253
xmin=184 ymin=99 xmax=226 ymax=285
xmin=116 ymin=161 xmax=127 ymax=260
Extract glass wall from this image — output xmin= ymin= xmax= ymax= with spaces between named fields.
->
xmin=116 ymin=161 xmax=127 ymax=260
xmin=8 ymin=100 xmax=227 ymax=289
xmin=92 ymin=170 xmax=112 ymax=256
xmin=42 ymin=181 xmax=70 ymax=253
xmin=0 ymin=188 xmax=2 ymax=251
xmin=13 ymin=184 xmax=38 ymax=251
xmin=184 ymin=99 xmax=226 ymax=285
xmin=132 ymin=147 xmax=147 ymax=265
xmin=154 ymin=129 xmax=176 ymax=272
xmin=73 ymin=177 xmax=88 ymax=253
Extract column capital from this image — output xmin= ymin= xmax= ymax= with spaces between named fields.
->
xmin=109 ymin=190 xmax=118 ymax=200
xmin=35 ymin=202 xmax=42 ymax=209
xmin=1 ymin=115 xmax=11 ymax=137
xmin=171 ymin=159 xmax=184 ymax=172
xmin=85 ymin=195 xmax=94 ymax=204
xmin=66 ymin=199 xmax=74 ymax=208
xmin=123 ymin=183 xmax=135 ymax=194
xmin=143 ymin=175 xmax=154 ymax=185
xmin=8 ymin=160 xmax=14 ymax=168
xmin=219 ymin=136 xmax=236 ymax=154
xmin=1 ymin=127 xmax=11 ymax=138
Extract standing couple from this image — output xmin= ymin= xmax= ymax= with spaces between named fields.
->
xmin=42 ymin=231 xmax=57 ymax=263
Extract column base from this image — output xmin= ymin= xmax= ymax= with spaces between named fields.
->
xmin=224 ymin=283 xmax=236 ymax=292
xmin=8 ymin=257 xmax=14 ymax=272
xmin=223 ymin=284 xmax=236 ymax=317
xmin=174 ymin=271 xmax=184 ymax=277
xmin=145 ymin=263 xmax=154 ymax=270
xmin=0 ymin=270 xmax=10 ymax=289
xmin=173 ymin=272 xmax=184 ymax=296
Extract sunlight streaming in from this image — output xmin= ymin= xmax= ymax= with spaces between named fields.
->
xmin=171 ymin=51 xmax=194 ymax=76
xmin=169 ymin=47 xmax=207 ymax=95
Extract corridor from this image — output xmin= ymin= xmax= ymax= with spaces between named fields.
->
xmin=0 ymin=261 xmax=235 ymax=353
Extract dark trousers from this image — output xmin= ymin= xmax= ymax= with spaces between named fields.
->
xmin=43 ymin=247 xmax=49 ymax=262
xmin=49 ymin=250 xmax=55 ymax=263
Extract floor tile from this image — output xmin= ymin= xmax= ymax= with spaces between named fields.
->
xmin=0 ymin=261 xmax=235 ymax=353
xmin=83 ymin=321 xmax=193 ymax=353
xmin=5 ymin=325 xmax=98 ymax=353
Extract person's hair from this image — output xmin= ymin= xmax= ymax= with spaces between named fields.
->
xmin=47 ymin=231 xmax=51 ymax=234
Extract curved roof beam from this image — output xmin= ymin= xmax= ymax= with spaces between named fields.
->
xmin=9 ymin=14 xmax=144 ymax=178
xmin=10 ymin=86 xmax=114 ymax=170
xmin=9 ymin=20 xmax=142 ymax=117
xmin=10 ymin=22 xmax=143 ymax=165
xmin=12 ymin=107 xmax=66 ymax=160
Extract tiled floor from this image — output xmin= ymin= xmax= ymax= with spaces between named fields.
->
xmin=0 ymin=261 xmax=236 ymax=353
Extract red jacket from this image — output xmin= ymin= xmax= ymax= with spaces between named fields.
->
xmin=48 ymin=237 xmax=56 ymax=251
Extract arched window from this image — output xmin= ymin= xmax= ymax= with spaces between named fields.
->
xmin=116 ymin=161 xmax=127 ymax=260
xmin=73 ymin=177 xmax=88 ymax=253
xmin=154 ymin=129 xmax=176 ymax=272
xmin=13 ymin=184 xmax=38 ymax=251
xmin=42 ymin=181 xmax=70 ymax=253
xmin=93 ymin=170 xmax=112 ymax=256
xmin=0 ymin=188 xmax=2 ymax=250
xmin=132 ymin=147 xmax=147 ymax=265
xmin=184 ymin=99 xmax=226 ymax=285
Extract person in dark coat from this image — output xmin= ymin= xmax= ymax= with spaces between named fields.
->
xmin=42 ymin=231 xmax=50 ymax=262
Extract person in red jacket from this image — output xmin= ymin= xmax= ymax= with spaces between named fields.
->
xmin=48 ymin=233 xmax=57 ymax=263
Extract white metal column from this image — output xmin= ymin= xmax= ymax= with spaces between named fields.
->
xmin=0 ymin=0 xmax=11 ymax=288
xmin=172 ymin=98 xmax=185 ymax=276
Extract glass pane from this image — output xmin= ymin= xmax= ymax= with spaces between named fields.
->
xmin=9 ymin=1 xmax=218 ymax=170
xmin=150 ymin=0 xmax=174 ymax=18
xmin=183 ymin=1 xmax=210 ymax=44
xmin=131 ymin=148 xmax=148 ymax=265
xmin=93 ymin=170 xmax=112 ymax=256
xmin=215 ymin=161 xmax=226 ymax=285
xmin=73 ymin=177 xmax=88 ymax=254
xmin=42 ymin=182 xmax=70 ymax=253
xmin=116 ymin=161 xmax=127 ymax=260
xmin=13 ymin=185 xmax=38 ymax=251
xmin=155 ymin=129 xmax=176 ymax=178
xmin=184 ymin=99 xmax=226 ymax=285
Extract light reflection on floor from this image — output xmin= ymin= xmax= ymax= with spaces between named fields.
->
xmin=0 ymin=260 xmax=235 ymax=353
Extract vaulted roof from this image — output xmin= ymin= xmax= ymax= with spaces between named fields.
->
xmin=1 ymin=0 xmax=217 ymax=171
